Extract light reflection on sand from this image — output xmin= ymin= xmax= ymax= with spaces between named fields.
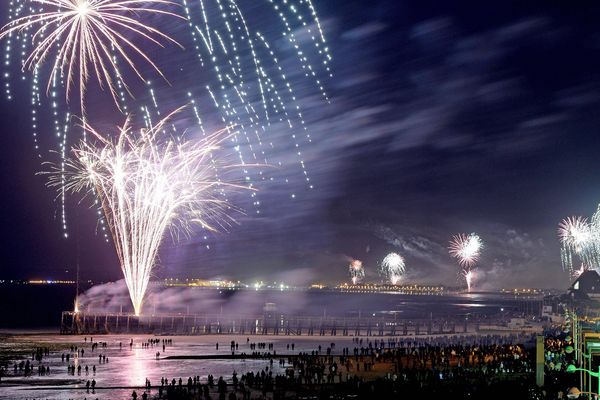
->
xmin=0 ymin=334 xmax=358 ymax=400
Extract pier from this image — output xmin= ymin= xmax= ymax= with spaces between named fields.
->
xmin=61 ymin=311 xmax=478 ymax=336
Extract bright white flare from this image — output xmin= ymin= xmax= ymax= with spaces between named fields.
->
xmin=380 ymin=252 xmax=405 ymax=285
xmin=53 ymin=109 xmax=242 ymax=315
xmin=0 ymin=0 xmax=182 ymax=114
xmin=449 ymin=233 xmax=483 ymax=267
xmin=463 ymin=270 xmax=475 ymax=292
xmin=348 ymin=259 xmax=364 ymax=285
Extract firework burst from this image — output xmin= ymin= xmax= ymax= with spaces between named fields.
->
xmin=49 ymin=108 xmax=245 ymax=315
xmin=348 ymin=259 xmax=364 ymax=285
xmin=449 ymin=233 xmax=483 ymax=267
xmin=558 ymin=215 xmax=600 ymax=275
xmin=380 ymin=252 xmax=405 ymax=285
xmin=0 ymin=0 xmax=182 ymax=114
xmin=559 ymin=216 xmax=591 ymax=251
xmin=449 ymin=233 xmax=483 ymax=291
xmin=3 ymin=0 xmax=332 ymax=237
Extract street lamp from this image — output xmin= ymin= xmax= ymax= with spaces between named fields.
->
xmin=567 ymin=364 xmax=600 ymax=396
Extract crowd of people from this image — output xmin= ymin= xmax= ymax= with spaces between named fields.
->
xmin=145 ymin=333 xmax=543 ymax=400
xmin=0 ymin=331 xmax=584 ymax=399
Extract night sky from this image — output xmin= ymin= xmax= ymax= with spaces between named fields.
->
xmin=1 ymin=0 xmax=600 ymax=290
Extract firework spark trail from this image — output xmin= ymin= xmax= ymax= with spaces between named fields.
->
xmin=449 ymin=233 xmax=483 ymax=291
xmin=0 ymin=0 xmax=183 ymax=115
xmin=348 ymin=259 xmax=364 ymax=285
xmin=558 ymin=214 xmax=600 ymax=276
xmin=3 ymin=0 xmax=331 ymax=175
xmin=3 ymin=0 xmax=332 ymax=236
xmin=380 ymin=252 xmax=405 ymax=285
xmin=590 ymin=207 xmax=600 ymax=269
xmin=182 ymin=0 xmax=332 ymax=199
xmin=49 ymin=108 xmax=246 ymax=315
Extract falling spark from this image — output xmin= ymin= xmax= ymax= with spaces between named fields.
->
xmin=0 ymin=0 xmax=182 ymax=114
xmin=348 ymin=259 xmax=364 ymax=285
xmin=380 ymin=252 xmax=405 ymax=285
xmin=49 ymin=108 xmax=246 ymax=315
xmin=180 ymin=0 xmax=333 ymax=198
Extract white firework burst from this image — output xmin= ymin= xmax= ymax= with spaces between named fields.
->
xmin=380 ymin=252 xmax=405 ymax=285
xmin=49 ymin=108 xmax=247 ymax=315
xmin=0 ymin=0 xmax=182 ymax=114
xmin=449 ymin=233 xmax=483 ymax=267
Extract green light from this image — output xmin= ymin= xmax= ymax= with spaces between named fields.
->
xmin=567 ymin=364 xmax=577 ymax=373
xmin=565 ymin=346 xmax=574 ymax=354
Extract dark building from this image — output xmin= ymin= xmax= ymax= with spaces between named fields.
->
xmin=569 ymin=270 xmax=600 ymax=299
